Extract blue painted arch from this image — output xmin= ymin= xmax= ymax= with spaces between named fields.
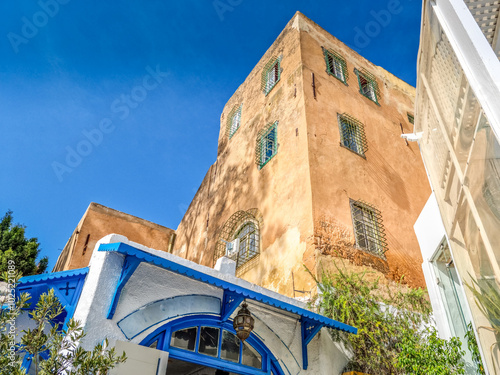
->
xmin=139 ymin=314 xmax=285 ymax=375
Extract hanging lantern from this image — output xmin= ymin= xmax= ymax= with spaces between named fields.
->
xmin=233 ymin=302 xmax=254 ymax=341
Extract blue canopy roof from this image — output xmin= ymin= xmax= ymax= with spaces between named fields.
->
xmin=98 ymin=241 xmax=357 ymax=370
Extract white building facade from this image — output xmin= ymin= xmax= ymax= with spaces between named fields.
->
xmin=16 ymin=234 xmax=355 ymax=375
xmin=414 ymin=0 xmax=500 ymax=373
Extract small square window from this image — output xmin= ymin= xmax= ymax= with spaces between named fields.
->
xmin=262 ymin=57 xmax=281 ymax=95
xmin=256 ymin=122 xmax=278 ymax=169
xmin=323 ymin=48 xmax=347 ymax=84
xmin=338 ymin=114 xmax=367 ymax=157
xmin=227 ymin=105 xmax=242 ymax=138
xmin=350 ymin=200 xmax=387 ymax=257
xmin=355 ymin=68 xmax=379 ymax=104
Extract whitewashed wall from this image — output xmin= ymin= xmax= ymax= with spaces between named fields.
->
xmin=72 ymin=234 xmax=349 ymax=374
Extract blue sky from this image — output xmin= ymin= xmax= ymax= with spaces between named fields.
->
xmin=0 ymin=0 xmax=421 ymax=270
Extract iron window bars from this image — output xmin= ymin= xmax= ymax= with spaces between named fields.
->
xmin=232 ymin=222 xmax=259 ymax=270
xmin=354 ymin=68 xmax=381 ymax=105
xmin=349 ymin=199 xmax=388 ymax=258
xmin=215 ymin=210 xmax=261 ymax=276
xmin=407 ymin=113 xmax=414 ymax=125
xmin=226 ymin=104 xmax=242 ymax=138
xmin=255 ymin=121 xmax=278 ymax=169
xmin=338 ymin=113 xmax=368 ymax=157
xmin=322 ymin=47 xmax=348 ymax=84
xmin=261 ymin=56 xmax=281 ymax=95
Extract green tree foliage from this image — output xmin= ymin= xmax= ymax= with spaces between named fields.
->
xmin=465 ymin=322 xmax=486 ymax=375
xmin=397 ymin=328 xmax=464 ymax=375
xmin=313 ymin=266 xmax=466 ymax=374
xmin=1 ymin=284 xmax=126 ymax=375
xmin=0 ymin=210 xmax=48 ymax=276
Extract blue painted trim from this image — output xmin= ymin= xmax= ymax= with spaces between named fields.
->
xmin=221 ymin=291 xmax=244 ymax=321
xmin=16 ymin=267 xmax=89 ymax=330
xmin=98 ymin=242 xmax=357 ymax=335
xmin=107 ymin=255 xmax=142 ymax=319
xmin=300 ymin=317 xmax=324 ymax=369
xmin=21 ymin=350 xmax=49 ymax=373
xmin=140 ymin=314 xmax=285 ymax=375
xmin=18 ymin=267 xmax=89 ymax=285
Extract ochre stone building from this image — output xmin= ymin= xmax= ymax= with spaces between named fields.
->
xmin=53 ymin=202 xmax=176 ymax=271
xmin=173 ymin=12 xmax=430 ymax=295
xmin=55 ymin=12 xmax=430 ymax=297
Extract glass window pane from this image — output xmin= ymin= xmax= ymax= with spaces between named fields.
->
xmin=170 ymin=327 xmax=197 ymax=351
xmin=149 ymin=339 xmax=158 ymax=349
xmin=242 ymin=342 xmax=262 ymax=368
xmin=199 ymin=327 xmax=219 ymax=357
xmin=221 ymin=330 xmax=240 ymax=362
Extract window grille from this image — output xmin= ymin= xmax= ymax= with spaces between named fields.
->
xmin=354 ymin=68 xmax=380 ymax=104
xmin=232 ymin=222 xmax=258 ymax=269
xmin=255 ymin=121 xmax=278 ymax=169
xmin=407 ymin=113 xmax=414 ymax=125
xmin=261 ymin=56 xmax=281 ymax=95
xmin=226 ymin=104 xmax=242 ymax=138
xmin=338 ymin=113 xmax=368 ymax=156
xmin=215 ymin=210 xmax=262 ymax=276
xmin=349 ymin=199 xmax=388 ymax=257
xmin=322 ymin=47 xmax=348 ymax=84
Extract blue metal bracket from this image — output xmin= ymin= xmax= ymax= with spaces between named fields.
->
xmin=220 ymin=291 xmax=244 ymax=321
xmin=107 ymin=255 xmax=142 ymax=319
xmin=301 ymin=317 xmax=324 ymax=369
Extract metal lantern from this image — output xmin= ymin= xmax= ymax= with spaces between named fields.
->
xmin=233 ymin=302 xmax=254 ymax=341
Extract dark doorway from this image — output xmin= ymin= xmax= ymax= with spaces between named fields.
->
xmin=166 ymin=357 xmax=241 ymax=375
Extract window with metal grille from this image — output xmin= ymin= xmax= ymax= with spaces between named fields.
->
xmin=338 ymin=114 xmax=368 ymax=157
xmin=355 ymin=68 xmax=380 ymax=105
xmin=215 ymin=209 xmax=262 ymax=276
xmin=262 ymin=57 xmax=281 ymax=95
xmin=350 ymin=200 xmax=388 ymax=258
xmin=323 ymin=47 xmax=348 ymax=84
xmin=232 ymin=222 xmax=259 ymax=270
xmin=407 ymin=113 xmax=414 ymax=125
xmin=227 ymin=104 xmax=242 ymax=138
xmin=255 ymin=121 xmax=278 ymax=169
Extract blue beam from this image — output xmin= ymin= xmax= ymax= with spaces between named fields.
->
xmin=301 ymin=317 xmax=324 ymax=369
xmin=220 ymin=291 xmax=244 ymax=321
xmin=107 ymin=255 xmax=142 ymax=319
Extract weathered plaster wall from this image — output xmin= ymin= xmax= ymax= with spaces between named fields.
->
xmin=174 ymin=14 xmax=315 ymax=296
xmin=53 ymin=203 xmax=175 ymax=272
xmin=175 ymin=11 xmax=430 ymax=296
xmin=298 ymin=16 xmax=431 ymax=287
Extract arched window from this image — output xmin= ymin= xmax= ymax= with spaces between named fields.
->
xmin=140 ymin=315 xmax=284 ymax=375
xmin=233 ymin=221 xmax=258 ymax=269
xmin=215 ymin=210 xmax=262 ymax=275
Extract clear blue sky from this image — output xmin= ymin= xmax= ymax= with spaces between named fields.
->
xmin=0 ymin=0 xmax=421 ymax=270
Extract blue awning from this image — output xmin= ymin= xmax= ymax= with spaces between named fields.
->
xmin=98 ymin=242 xmax=357 ymax=370
xmin=17 ymin=267 xmax=88 ymax=329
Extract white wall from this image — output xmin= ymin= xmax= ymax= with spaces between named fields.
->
xmin=414 ymin=193 xmax=452 ymax=338
xmin=71 ymin=234 xmax=349 ymax=374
